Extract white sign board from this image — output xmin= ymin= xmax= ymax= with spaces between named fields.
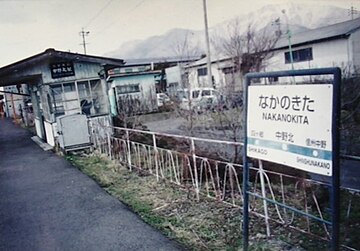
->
xmin=247 ymin=84 xmax=333 ymax=176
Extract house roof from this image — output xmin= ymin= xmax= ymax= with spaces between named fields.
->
xmin=124 ymin=56 xmax=201 ymax=67
xmin=0 ymin=48 xmax=124 ymax=86
xmin=108 ymin=70 xmax=162 ymax=79
xmin=274 ymin=17 xmax=360 ymax=50
xmin=186 ymin=55 xmax=232 ymax=68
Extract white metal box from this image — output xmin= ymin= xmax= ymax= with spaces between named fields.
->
xmin=56 ymin=113 xmax=91 ymax=152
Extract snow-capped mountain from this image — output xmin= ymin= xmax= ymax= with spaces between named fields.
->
xmin=105 ymin=2 xmax=352 ymax=60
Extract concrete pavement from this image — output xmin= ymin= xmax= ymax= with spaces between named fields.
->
xmin=0 ymin=118 xmax=184 ymax=251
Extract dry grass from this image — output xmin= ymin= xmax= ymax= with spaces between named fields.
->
xmin=68 ymin=153 xmax=343 ymax=251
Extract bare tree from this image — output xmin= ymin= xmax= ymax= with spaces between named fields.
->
xmin=171 ymin=32 xmax=204 ymax=136
xmin=340 ymin=64 xmax=360 ymax=155
xmin=172 ymin=30 xmax=202 ymax=62
xmin=213 ymin=19 xmax=280 ymax=76
xmin=207 ymin=19 xmax=281 ymax=162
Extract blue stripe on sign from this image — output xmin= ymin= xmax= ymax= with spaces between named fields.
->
xmin=247 ymin=137 xmax=332 ymax=161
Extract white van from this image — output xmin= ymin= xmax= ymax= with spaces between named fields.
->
xmin=177 ymin=88 xmax=219 ymax=111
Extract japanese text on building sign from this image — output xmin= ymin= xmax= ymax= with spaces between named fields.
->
xmin=258 ymin=94 xmax=316 ymax=125
xmin=50 ymin=62 xmax=75 ymax=79
xmin=258 ymin=95 xmax=314 ymax=112
xmin=247 ymin=84 xmax=333 ymax=176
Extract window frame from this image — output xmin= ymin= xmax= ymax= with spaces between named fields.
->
xmin=49 ymin=78 xmax=106 ymax=118
xmin=116 ymin=83 xmax=141 ymax=94
xmin=197 ymin=67 xmax=208 ymax=76
xmin=284 ymin=47 xmax=313 ymax=64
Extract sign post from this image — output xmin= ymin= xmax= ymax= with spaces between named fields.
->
xmin=243 ymin=68 xmax=341 ymax=251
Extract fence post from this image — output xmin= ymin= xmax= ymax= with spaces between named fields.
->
xmin=259 ymin=160 xmax=271 ymax=236
xmin=107 ymin=130 xmax=112 ymax=159
xmin=153 ymin=134 xmax=160 ymax=182
xmin=191 ymin=138 xmax=200 ymax=200
xmin=126 ymin=130 xmax=132 ymax=171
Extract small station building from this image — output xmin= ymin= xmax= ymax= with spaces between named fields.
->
xmin=0 ymin=48 xmax=124 ymax=147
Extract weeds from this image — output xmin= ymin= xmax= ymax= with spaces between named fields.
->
xmin=68 ymin=153 xmax=358 ymax=251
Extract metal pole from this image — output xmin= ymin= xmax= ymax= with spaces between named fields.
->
xmin=191 ymin=138 xmax=200 ymax=200
xmin=259 ymin=160 xmax=271 ymax=236
xmin=80 ymin=28 xmax=89 ymax=55
xmin=0 ymin=90 xmax=30 ymax=96
xmin=282 ymin=10 xmax=294 ymax=71
xmin=126 ymin=130 xmax=132 ymax=171
xmin=203 ymin=0 xmax=213 ymax=88
xmin=242 ymin=75 xmax=250 ymax=251
xmin=107 ymin=131 xmax=112 ymax=159
xmin=153 ymin=134 xmax=160 ymax=182
xmin=331 ymin=68 xmax=341 ymax=251
xmin=287 ymin=29 xmax=294 ymax=71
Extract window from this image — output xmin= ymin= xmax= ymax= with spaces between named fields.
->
xmin=125 ymin=68 xmax=133 ymax=73
xmin=49 ymin=79 xmax=106 ymax=118
xmin=63 ymin=83 xmax=75 ymax=92
xmin=62 ymin=82 xmax=78 ymax=115
xmin=222 ymin=67 xmax=235 ymax=74
xmin=90 ymin=79 xmax=107 ymax=115
xmin=192 ymin=90 xmax=200 ymax=99
xmin=202 ymin=90 xmax=211 ymax=96
xmin=116 ymin=84 xmax=140 ymax=94
xmin=77 ymin=81 xmax=91 ymax=99
xmin=268 ymin=76 xmax=279 ymax=83
xmin=51 ymin=84 xmax=65 ymax=116
xmin=197 ymin=67 xmax=207 ymax=76
xmin=285 ymin=48 xmax=313 ymax=64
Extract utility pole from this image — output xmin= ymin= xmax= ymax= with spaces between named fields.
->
xmin=349 ymin=5 xmax=358 ymax=20
xmin=282 ymin=10 xmax=294 ymax=71
xmin=79 ymin=28 xmax=90 ymax=54
xmin=203 ymin=0 xmax=213 ymax=88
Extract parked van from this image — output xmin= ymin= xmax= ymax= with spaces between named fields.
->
xmin=177 ymin=88 xmax=219 ymax=111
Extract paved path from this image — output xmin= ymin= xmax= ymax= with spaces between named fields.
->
xmin=0 ymin=119 xmax=184 ymax=251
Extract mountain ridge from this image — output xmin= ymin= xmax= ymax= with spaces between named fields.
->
xmin=105 ymin=3 xmax=352 ymax=60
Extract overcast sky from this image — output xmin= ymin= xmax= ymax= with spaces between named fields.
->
xmin=0 ymin=0 xmax=358 ymax=67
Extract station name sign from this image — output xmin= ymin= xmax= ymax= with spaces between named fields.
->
xmin=50 ymin=62 xmax=75 ymax=79
xmin=247 ymin=84 xmax=333 ymax=176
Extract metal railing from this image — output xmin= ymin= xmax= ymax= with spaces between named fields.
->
xmin=88 ymin=118 xmax=359 ymax=250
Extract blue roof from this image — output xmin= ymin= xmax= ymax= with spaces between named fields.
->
xmin=274 ymin=17 xmax=360 ymax=49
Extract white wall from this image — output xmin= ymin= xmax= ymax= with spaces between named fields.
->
xmin=35 ymin=118 xmax=44 ymax=139
xmin=187 ymin=64 xmax=224 ymax=90
xmin=266 ymin=38 xmax=351 ymax=73
xmin=44 ymin=121 xmax=55 ymax=147
xmin=166 ymin=65 xmax=182 ymax=85
xmin=111 ymin=73 xmax=157 ymax=113
xmin=350 ymin=29 xmax=360 ymax=71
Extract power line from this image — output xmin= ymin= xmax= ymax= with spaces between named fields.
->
xmin=84 ymin=0 xmax=114 ymax=29
xmin=94 ymin=0 xmax=146 ymax=35
xmin=79 ymin=28 xmax=90 ymax=54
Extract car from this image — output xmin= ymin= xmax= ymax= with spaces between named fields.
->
xmin=176 ymin=88 xmax=220 ymax=111
xmin=156 ymin=93 xmax=171 ymax=107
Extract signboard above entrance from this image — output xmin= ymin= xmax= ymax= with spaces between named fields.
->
xmin=50 ymin=62 xmax=75 ymax=79
xmin=247 ymin=84 xmax=333 ymax=176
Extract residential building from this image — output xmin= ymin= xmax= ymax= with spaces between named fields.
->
xmin=265 ymin=17 xmax=360 ymax=80
xmin=107 ymin=68 xmax=161 ymax=116
xmin=182 ymin=56 xmax=242 ymax=93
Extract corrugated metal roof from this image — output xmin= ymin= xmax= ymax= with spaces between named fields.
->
xmin=124 ymin=56 xmax=201 ymax=66
xmin=0 ymin=48 xmax=125 ymax=87
xmin=186 ymin=55 xmax=231 ymax=68
xmin=274 ymin=17 xmax=360 ymax=49
xmin=0 ymin=48 xmax=124 ymax=76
